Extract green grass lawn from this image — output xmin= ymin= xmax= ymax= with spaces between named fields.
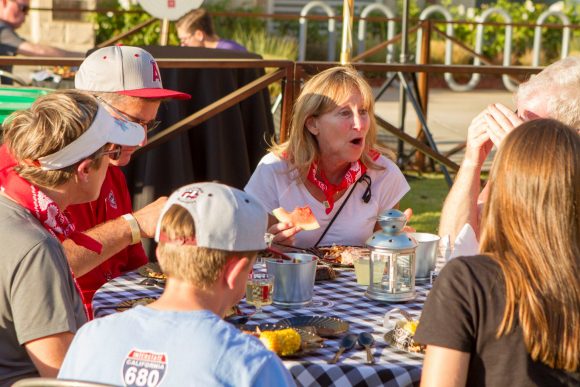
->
xmin=399 ymin=172 xmax=449 ymax=234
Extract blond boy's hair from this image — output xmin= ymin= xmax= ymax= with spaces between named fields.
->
xmin=157 ymin=204 xmax=257 ymax=289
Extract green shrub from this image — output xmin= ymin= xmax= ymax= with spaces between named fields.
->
xmin=435 ymin=0 xmax=579 ymax=65
xmin=91 ymin=1 xmax=178 ymax=46
xmin=90 ymin=1 xmax=580 ymax=69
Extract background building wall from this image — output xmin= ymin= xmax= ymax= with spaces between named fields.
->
xmin=19 ymin=0 xmax=95 ymax=53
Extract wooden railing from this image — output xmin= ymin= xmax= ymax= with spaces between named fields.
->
xmin=0 ymin=56 xmax=541 ymax=173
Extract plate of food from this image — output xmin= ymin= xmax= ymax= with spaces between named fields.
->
xmin=383 ymin=308 xmax=425 ymax=353
xmin=137 ymin=262 xmax=167 ymax=280
xmin=384 ymin=320 xmax=425 ymax=353
xmin=116 ymin=297 xmax=157 ymax=312
xmin=276 ymin=315 xmax=349 ymax=337
xmin=315 ymin=245 xmax=370 ymax=268
xmin=243 ymin=325 xmax=324 ymax=358
xmin=52 ymin=65 xmax=77 ymax=79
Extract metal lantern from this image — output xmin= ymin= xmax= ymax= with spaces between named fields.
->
xmin=365 ymin=209 xmax=418 ymax=302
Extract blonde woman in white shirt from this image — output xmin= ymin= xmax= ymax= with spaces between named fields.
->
xmin=245 ymin=66 xmax=410 ymax=247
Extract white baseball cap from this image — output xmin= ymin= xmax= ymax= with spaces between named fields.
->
xmin=155 ymin=182 xmax=268 ymax=252
xmin=38 ymin=104 xmax=145 ymax=170
xmin=75 ymin=46 xmax=191 ymax=100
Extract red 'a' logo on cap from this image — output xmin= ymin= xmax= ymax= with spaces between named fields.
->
xmin=178 ymin=188 xmax=202 ymax=203
xmin=151 ymin=60 xmax=161 ymax=82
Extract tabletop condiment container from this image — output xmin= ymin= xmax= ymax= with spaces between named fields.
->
xmin=265 ymin=253 xmax=317 ymax=308
xmin=365 ymin=209 xmax=418 ymax=302
xmin=410 ymin=232 xmax=440 ymax=281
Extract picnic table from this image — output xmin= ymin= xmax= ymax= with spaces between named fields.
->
xmin=93 ymin=268 xmax=429 ymax=387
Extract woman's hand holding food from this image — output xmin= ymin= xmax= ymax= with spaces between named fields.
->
xmin=267 ymin=219 xmax=302 ymax=245
xmin=266 ymin=206 xmax=318 ymax=245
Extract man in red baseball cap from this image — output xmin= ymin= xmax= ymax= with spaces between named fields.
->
xmin=66 ymin=46 xmax=191 ymax=318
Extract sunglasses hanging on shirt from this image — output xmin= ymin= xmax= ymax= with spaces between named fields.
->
xmin=359 ymin=174 xmax=372 ymax=203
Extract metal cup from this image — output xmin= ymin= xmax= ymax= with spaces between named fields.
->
xmin=265 ymin=253 xmax=317 ymax=308
xmin=410 ymin=233 xmax=440 ymax=281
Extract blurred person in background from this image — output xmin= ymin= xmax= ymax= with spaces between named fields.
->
xmin=416 ymin=119 xmax=580 ymax=386
xmin=0 ymin=0 xmax=81 ymax=82
xmin=176 ymin=8 xmax=247 ymax=52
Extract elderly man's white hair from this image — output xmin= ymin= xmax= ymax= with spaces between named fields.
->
xmin=516 ymin=56 xmax=580 ymax=129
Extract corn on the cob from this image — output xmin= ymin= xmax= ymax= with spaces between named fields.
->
xmin=402 ymin=321 xmax=419 ymax=335
xmin=259 ymin=328 xmax=302 ymax=356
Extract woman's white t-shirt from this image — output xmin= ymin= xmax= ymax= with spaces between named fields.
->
xmin=245 ymin=153 xmax=410 ymax=247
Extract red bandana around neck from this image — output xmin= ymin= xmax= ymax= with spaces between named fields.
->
xmin=307 ymin=160 xmax=365 ymax=214
xmin=307 ymin=150 xmax=380 ymax=214
xmin=0 ymin=145 xmax=103 ymax=253
xmin=0 ymin=144 xmax=94 ymax=320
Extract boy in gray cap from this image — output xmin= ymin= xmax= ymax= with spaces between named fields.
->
xmin=65 ymin=45 xmax=191 ymax=318
xmin=59 ymin=182 xmax=296 ymax=387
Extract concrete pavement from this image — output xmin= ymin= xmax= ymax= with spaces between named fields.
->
xmin=374 ymin=86 xmax=514 ymax=170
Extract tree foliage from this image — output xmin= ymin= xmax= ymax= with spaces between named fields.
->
xmin=91 ymin=1 xmax=580 ymax=66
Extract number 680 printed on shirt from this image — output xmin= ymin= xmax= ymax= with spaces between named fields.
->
xmin=122 ymin=349 xmax=167 ymax=387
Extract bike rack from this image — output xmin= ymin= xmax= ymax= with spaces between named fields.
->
xmin=298 ymin=1 xmax=336 ymax=62
xmin=357 ymin=3 xmax=396 ymax=64
xmin=416 ymin=6 xmax=462 ymax=90
xmin=532 ymin=10 xmax=570 ymax=67
xmin=445 ymin=8 xmax=516 ymax=92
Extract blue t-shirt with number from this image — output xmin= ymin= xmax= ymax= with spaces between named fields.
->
xmin=58 ymin=307 xmax=295 ymax=387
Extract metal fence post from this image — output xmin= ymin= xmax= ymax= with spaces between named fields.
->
xmin=298 ymin=1 xmax=336 ymax=62
xmin=415 ymin=19 xmax=432 ymax=171
xmin=532 ymin=10 xmax=571 ymax=67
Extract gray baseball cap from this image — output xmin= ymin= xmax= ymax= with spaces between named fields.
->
xmin=75 ymin=45 xmax=191 ymax=100
xmin=154 ymin=182 xmax=268 ymax=252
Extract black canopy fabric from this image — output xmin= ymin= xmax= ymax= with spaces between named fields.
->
xmin=124 ymin=46 xmax=275 ymax=208
xmin=121 ymin=46 xmax=275 ymax=257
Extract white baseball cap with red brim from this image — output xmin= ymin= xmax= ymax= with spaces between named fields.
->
xmin=75 ymin=45 xmax=191 ymax=100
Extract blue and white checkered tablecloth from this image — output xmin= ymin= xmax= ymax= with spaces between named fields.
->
xmin=93 ymin=268 xmax=430 ymax=387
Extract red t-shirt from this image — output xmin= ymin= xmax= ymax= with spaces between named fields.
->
xmin=66 ymin=166 xmax=148 ymax=318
